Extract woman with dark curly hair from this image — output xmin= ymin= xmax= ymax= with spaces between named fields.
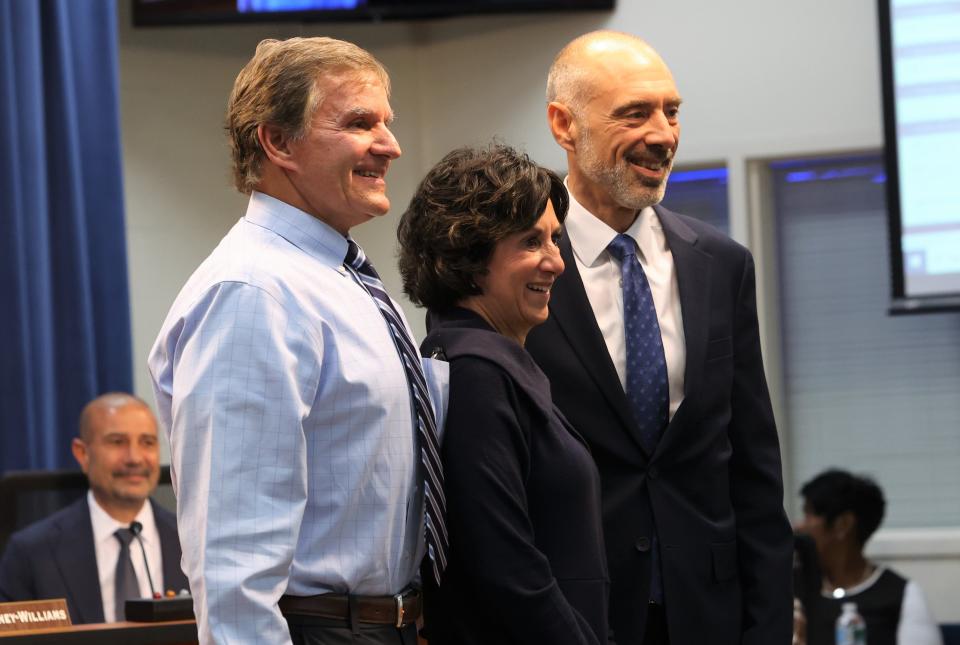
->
xmin=398 ymin=144 xmax=612 ymax=645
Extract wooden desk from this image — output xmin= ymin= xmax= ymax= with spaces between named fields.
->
xmin=0 ymin=619 xmax=197 ymax=644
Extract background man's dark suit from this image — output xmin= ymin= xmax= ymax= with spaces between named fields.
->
xmin=0 ymin=496 xmax=187 ymax=624
xmin=526 ymin=204 xmax=794 ymax=645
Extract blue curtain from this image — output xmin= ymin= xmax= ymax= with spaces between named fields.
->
xmin=0 ymin=0 xmax=132 ymax=473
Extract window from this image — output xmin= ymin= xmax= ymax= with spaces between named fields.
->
xmin=773 ymin=155 xmax=960 ymax=526
xmin=662 ymin=167 xmax=729 ymax=234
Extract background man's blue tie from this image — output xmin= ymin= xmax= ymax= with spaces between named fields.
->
xmin=345 ymin=239 xmax=448 ymax=586
xmin=607 ymin=232 xmax=669 ymax=604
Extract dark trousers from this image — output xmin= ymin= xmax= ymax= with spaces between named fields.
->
xmin=643 ymin=602 xmax=670 ymax=645
xmin=286 ymin=614 xmax=419 ymax=645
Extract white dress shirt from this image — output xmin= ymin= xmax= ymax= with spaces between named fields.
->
xmin=149 ymin=192 xmax=448 ymax=645
xmin=88 ymin=491 xmax=163 ymax=622
xmin=563 ymin=187 xmax=686 ymax=419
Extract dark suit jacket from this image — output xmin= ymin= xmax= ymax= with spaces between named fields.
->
xmin=526 ymin=205 xmax=793 ymax=645
xmin=422 ymin=307 xmax=611 ymax=645
xmin=0 ymin=495 xmax=188 ymax=624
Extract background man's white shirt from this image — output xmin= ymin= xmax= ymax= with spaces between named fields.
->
xmin=88 ymin=491 xmax=164 ymax=622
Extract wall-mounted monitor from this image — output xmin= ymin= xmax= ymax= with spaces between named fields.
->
xmin=133 ymin=0 xmax=615 ymax=26
xmin=877 ymin=0 xmax=960 ymax=314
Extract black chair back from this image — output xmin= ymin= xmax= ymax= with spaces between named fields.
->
xmin=0 ymin=466 xmax=173 ymax=554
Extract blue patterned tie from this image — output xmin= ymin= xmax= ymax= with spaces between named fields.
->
xmin=607 ymin=233 xmax=669 ymax=453
xmin=608 ymin=233 xmax=667 ymax=605
xmin=344 ymin=239 xmax=448 ymax=586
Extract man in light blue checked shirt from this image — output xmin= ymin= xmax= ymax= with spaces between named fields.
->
xmin=148 ymin=37 xmax=447 ymax=645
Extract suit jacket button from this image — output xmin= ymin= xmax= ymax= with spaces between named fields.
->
xmin=635 ymin=537 xmax=651 ymax=552
xmin=648 ymin=466 xmax=659 ymax=480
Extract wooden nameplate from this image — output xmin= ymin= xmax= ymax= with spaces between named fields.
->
xmin=0 ymin=599 xmax=71 ymax=633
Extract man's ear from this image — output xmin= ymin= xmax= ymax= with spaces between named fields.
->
xmin=257 ymin=123 xmax=299 ymax=172
xmin=547 ymin=101 xmax=577 ymax=154
xmin=71 ymin=437 xmax=89 ymax=474
xmin=832 ymin=511 xmax=857 ymax=541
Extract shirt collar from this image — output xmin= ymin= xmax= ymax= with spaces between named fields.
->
xmin=563 ymin=178 xmax=660 ymax=265
xmin=88 ymin=490 xmax=157 ymax=546
xmin=244 ymin=191 xmax=351 ymax=267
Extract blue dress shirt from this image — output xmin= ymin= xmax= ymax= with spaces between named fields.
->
xmin=149 ymin=192 xmax=447 ymax=645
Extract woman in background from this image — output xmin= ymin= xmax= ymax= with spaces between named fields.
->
xmin=398 ymin=144 xmax=612 ymax=645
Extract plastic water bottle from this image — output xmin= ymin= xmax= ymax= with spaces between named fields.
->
xmin=836 ymin=601 xmax=867 ymax=645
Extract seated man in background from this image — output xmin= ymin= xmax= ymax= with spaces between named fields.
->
xmin=0 ymin=393 xmax=187 ymax=624
xmin=794 ymin=468 xmax=942 ymax=645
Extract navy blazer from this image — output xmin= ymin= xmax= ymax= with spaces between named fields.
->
xmin=526 ymin=205 xmax=794 ymax=645
xmin=422 ymin=308 xmax=611 ymax=645
xmin=0 ymin=495 xmax=188 ymax=624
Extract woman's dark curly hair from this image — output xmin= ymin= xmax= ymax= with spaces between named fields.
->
xmin=398 ymin=144 xmax=568 ymax=309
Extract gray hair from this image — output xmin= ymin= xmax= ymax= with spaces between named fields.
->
xmin=546 ymin=30 xmax=652 ymax=113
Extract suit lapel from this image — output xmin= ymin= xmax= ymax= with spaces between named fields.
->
xmin=549 ymin=236 xmax=651 ymax=455
xmin=653 ymin=205 xmax=712 ymax=456
xmin=53 ymin=497 xmax=104 ymax=623
xmin=152 ymin=500 xmax=188 ymax=594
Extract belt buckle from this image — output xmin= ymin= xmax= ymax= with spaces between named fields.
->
xmin=394 ymin=593 xmax=404 ymax=628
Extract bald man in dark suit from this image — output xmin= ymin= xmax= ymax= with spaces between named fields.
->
xmin=526 ymin=31 xmax=793 ymax=645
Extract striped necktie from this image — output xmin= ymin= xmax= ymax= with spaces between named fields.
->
xmin=344 ymin=239 xmax=448 ymax=586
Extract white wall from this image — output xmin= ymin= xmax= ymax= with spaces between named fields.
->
xmin=117 ymin=4 xmax=426 ymax=400
xmin=415 ymin=1 xmax=884 ymax=170
xmin=120 ymin=0 xmax=886 ymax=393
xmin=869 ymin=529 xmax=960 ymax=624
xmin=117 ymin=0 xmax=959 ymax=623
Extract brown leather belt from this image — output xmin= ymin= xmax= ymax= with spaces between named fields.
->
xmin=278 ymin=590 xmax=422 ymax=628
